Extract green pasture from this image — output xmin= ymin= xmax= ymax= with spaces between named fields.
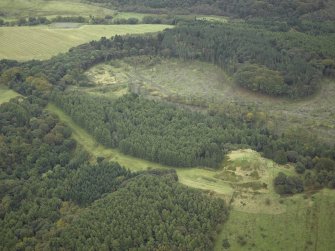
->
xmin=0 ymin=0 xmax=114 ymax=20
xmin=0 ymin=24 xmax=172 ymax=61
xmin=215 ymin=189 xmax=335 ymax=251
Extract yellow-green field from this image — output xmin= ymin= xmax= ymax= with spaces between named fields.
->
xmin=0 ymin=85 xmax=21 ymax=104
xmin=0 ymin=0 xmax=115 ymax=20
xmin=0 ymin=24 xmax=172 ymax=61
xmin=215 ymin=189 xmax=335 ymax=251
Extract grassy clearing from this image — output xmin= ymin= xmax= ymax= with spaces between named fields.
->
xmin=0 ymin=85 xmax=20 ymax=104
xmin=0 ymin=0 xmax=115 ymax=20
xmin=85 ymin=56 xmax=231 ymax=104
xmin=0 ymin=24 xmax=172 ymax=61
xmin=195 ymin=15 xmax=228 ymax=23
xmin=114 ymin=12 xmax=228 ymax=23
xmin=215 ymin=189 xmax=335 ymax=251
xmin=83 ymin=63 xmax=130 ymax=99
xmin=86 ymin=57 xmax=335 ymax=142
xmin=114 ymin=12 xmax=164 ymax=21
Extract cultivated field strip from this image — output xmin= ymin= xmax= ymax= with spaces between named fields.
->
xmin=0 ymin=24 xmax=173 ymax=61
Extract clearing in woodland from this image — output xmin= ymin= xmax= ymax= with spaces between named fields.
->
xmin=85 ymin=56 xmax=335 ymax=142
xmin=0 ymin=85 xmax=21 ymax=104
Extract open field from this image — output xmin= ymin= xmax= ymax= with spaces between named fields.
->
xmin=0 ymin=25 xmax=172 ymax=61
xmin=0 ymin=85 xmax=21 ymax=104
xmin=215 ymin=189 xmax=335 ymax=251
xmin=86 ymin=57 xmax=335 ymax=142
xmin=0 ymin=0 xmax=115 ymax=20
xmin=114 ymin=12 xmax=228 ymax=23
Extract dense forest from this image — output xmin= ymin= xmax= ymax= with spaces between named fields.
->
xmin=0 ymin=97 xmax=228 ymax=250
xmin=0 ymin=14 xmax=176 ymax=27
xmin=1 ymin=2 xmax=335 ymax=250
xmin=161 ymin=22 xmax=335 ymax=97
xmin=49 ymin=174 xmax=227 ymax=251
xmin=86 ymin=0 xmax=335 ymax=20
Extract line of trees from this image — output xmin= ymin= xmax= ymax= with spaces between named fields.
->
xmin=0 ymin=14 xmax=176 ymax=27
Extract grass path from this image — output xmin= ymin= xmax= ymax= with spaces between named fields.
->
xmin=0 ymin=85 xmax=21 ymax=104
xmin=0 ymin=24 xmax=172 ymax=61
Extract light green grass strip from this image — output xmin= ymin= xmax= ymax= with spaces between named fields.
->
xmin=46 ymin=103 xmax=236 ymax=195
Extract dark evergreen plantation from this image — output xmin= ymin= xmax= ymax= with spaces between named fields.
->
xmin=50 ymin=174 xmax=227 ymax=251
xmin=51 ymin=91 xmax=271 ymax=167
